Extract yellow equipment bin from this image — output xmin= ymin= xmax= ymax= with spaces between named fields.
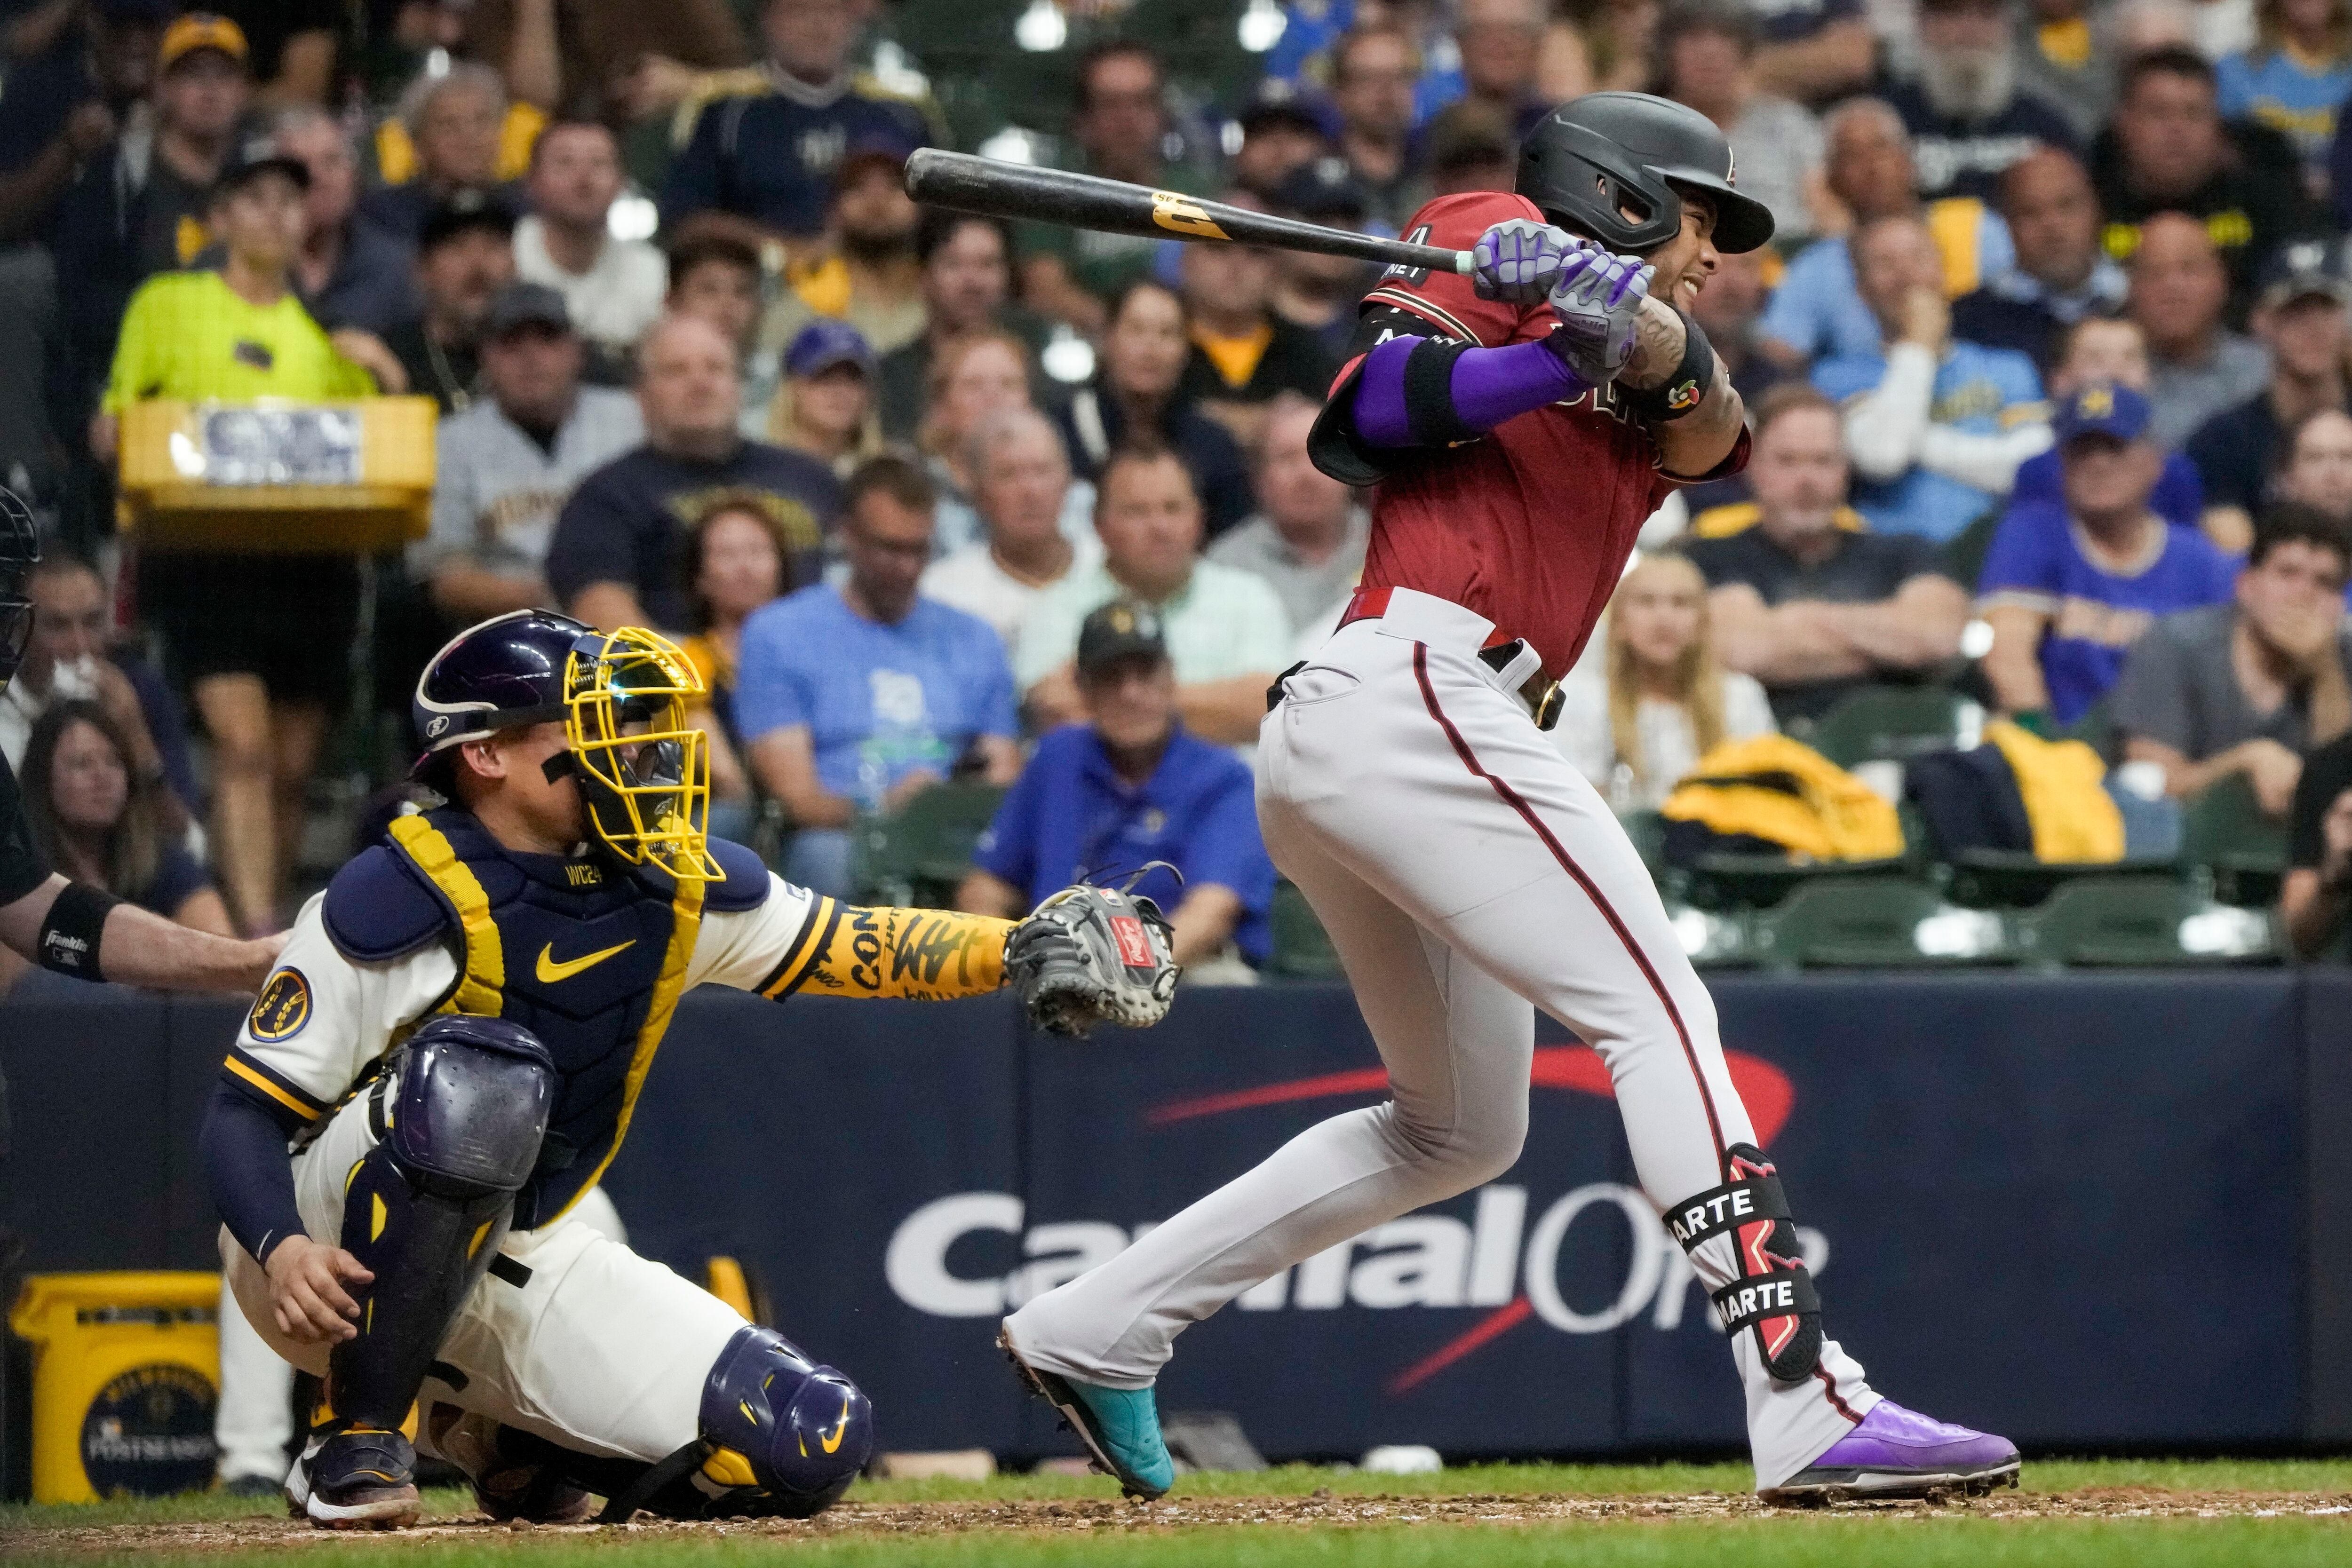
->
xmin=8 ymin=1272 xmax=222 ymax=1502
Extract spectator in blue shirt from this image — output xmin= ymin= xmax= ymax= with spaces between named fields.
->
xmin=2217 ymin=0 xmax=2352 ymax=175
xmin=957 ymin=601 xmax=1275 ymax=977
xmin=2008 ymin=316 xmax=2206 ymax=531
xmin=1814 ymin=214 xmax=2052 ymax=541
xmin=658 ymin=0 xmax=930 ymax=243
xmin=736 ymin=454 xmax=1021 ymax=895
xmin=1759 ymin=98 xmax=2016 ymax=369
xmin=1980 ymin=382 xmax=2240 ymax=726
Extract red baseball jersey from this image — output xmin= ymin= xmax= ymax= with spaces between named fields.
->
xmin=1321 ymin=190 xmax=1748 ymax=678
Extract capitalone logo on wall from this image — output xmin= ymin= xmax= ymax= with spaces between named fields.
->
xmin=883 ymin=1044 xmax=1823 ymax=1394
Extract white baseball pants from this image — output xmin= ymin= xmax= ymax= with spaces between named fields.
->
xmin=221 ymin=1089 xmax=746 ymax=1465
xmin=1003 ymin=589 xmax=1877 ymax=1488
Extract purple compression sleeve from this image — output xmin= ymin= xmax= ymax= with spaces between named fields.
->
xmin=1351 ymin=333 xmax=1585 ymax=448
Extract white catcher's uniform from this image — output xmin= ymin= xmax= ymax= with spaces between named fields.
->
xmin=1004 ymin=589 xmax=1880 ymax=1487
xmin=221 ymin=866 xmax=875 ymax=1464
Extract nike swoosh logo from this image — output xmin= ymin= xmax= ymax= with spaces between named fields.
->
xmin=820 ymin=1394 xmax=851 ymax=1454
xmin=534 ymin=939 xmax=637 ymax=984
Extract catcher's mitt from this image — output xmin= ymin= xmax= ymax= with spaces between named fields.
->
xmin=1007 ymin=882 xmax=1181 ymax=1037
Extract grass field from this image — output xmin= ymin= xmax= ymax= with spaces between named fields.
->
xmin=7 ymin=1458 xmax=2352 ymax=1567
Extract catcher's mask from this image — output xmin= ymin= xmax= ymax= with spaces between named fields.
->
xmin=559 ymin=626 xmax=721 ymax=883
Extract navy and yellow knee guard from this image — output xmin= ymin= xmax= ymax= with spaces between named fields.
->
xmin=332 ymin=1017 xmax=556 ymax=1430
xmin=1666 ymin=1143 xmax=1823 ymax=1384
xmin=693 ymin=1325 xmax=874 ymax=1518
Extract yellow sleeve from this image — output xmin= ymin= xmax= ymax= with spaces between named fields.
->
xmin=103 ymin=277 xmax=172 ymax=414
xmin=324 ymin=345 xmax=377 ymax=398
xmin=756 ymin=898 xmax=1011 ymax=1002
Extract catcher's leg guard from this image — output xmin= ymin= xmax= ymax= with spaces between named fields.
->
xmin=1666 ymin=1143 xmax=1823 ymax=1384
xmin=328 ymin=1017 xmax=555 ymax=1434
xmin=595 ymin=1325 xmax=874 ymax=1521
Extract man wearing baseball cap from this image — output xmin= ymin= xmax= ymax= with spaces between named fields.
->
xmin=2186 ymin=238 xmax=2352 ymax=549
xmin=381 ymin=188 xmax=517 ymax=412
xmin=55 ymin=11 xmax=254 ymax=404
xmin=957 ymin=599 xmax=1275 ymax=980
xmin=419 ymin=282 xmax=644 ymax=623
xmin=1980 ymin=381 xmax=2239 ymax=728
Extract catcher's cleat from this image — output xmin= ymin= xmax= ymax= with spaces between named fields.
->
xmin=287 ymin=1425 xmax=423 ymax=1529
xmin=425 ymin=1405 xmax=596 ymax=1524
xmin=999 ymin=1330 xmax=1175 ymax=1499
xmin=1760 ymin=1400 xmax=2020 ymax=1505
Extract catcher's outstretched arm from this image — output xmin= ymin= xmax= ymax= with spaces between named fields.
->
xmin=754 ymin=898 xmax=1013 ymax=1002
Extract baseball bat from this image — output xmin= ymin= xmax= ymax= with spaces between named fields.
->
xmin=903 ymin=148 xmax=1473 ymax=276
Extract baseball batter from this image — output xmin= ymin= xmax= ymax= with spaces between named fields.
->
xmin=1002 ymin=94 xmax=2019 ymax=1502
xmin=201 ymin=610 xmax=1175 ymax=1528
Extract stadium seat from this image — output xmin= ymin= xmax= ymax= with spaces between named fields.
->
xmin=1942 ymin=850 xmax=2174 ymax=910
xmin=849 ymin=782 xmax=1009 ymax=908
xmin=1682 ymin=852 xmax=1910 ymax=911
xmin=1616 ymin=809 xmax=1669 ymax=876
xmin=1804 ymin=685 xmax=1983 ymax=770
xmin=1747 ymin=876 xmax=2014 ymax=970
xmin=2179 ymin=775 xmax=2289 ymax=906
xmin=1267 ymin=880 xmax=1343 ymax=980
xmin=2015 ymin=876 xmax=2281 ymax=968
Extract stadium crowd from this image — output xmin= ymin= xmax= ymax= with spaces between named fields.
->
xmin=7 ymin=0 xmax=2352 ymax=984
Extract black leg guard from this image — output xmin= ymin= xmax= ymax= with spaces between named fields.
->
xmin=328 ymin=1017 xmax=555 ymax=1433
xmin=1665 ymin=1143 xmax=1823 ymax=1384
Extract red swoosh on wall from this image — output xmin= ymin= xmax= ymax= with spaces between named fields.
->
xmin=1144 ymin=1045 xmax=1794 ymax=1146
xmin=1139 ymin=1045 xmax=1799 ymax=1395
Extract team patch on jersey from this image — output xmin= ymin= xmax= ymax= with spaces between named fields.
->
xmin=249 ymin=967 xmax=312 ymax=1041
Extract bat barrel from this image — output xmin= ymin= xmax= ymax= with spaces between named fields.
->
xmin=903 ymin=149 xmax=1470 ymax=276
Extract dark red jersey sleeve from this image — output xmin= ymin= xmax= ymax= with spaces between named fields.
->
xmin=1356 ymin=190 xmax=1548 ymax=351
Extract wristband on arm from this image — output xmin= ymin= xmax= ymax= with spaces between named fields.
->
xmin=1620 ymin=309 xmax=1718 ymax=423
xmin=37 ymin=880 xmax=120 ymax=981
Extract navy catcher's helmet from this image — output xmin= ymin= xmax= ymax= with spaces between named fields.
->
xmin=412 ymin=609 xmax=587 ymax=767
xmin=1518 ymin=92 xmax=1774 ymax=257
xmin=0 ymin=485 xmax=37 ymax=697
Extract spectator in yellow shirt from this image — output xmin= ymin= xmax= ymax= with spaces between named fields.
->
xmin=97 ymin=144 xmax=398 ymax=935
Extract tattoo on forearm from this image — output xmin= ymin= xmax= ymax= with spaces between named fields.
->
xmin=1620 ymin=298 xmax=1688 ymax=391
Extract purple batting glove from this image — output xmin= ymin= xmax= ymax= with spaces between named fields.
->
xmin=1543 ymin=248 xmax=1654 ymax=384
xmin=1472 ymin=219 xmax=1590 ymax=304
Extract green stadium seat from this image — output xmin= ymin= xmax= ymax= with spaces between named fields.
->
xmin=1805 ymin=685 xmax=1982 ymax=769
xmin=1748 ymin=876 xmax=2014 ymax=970
xmin=1616 ymin=809 xmax=1669 ymax=876
xmin=2016 ymin=876 xmax=2281 ymax=968
xmin=1267 ymin=880 xmax=1343 ymax=980
xmin=1682 ymin=852 xmax=1910 ymax=911
xmin=2179 ymin=775 xmax=2289 ymax=906
xmin=1664 ymin=900 xmax=1756 ymax=968
xmin=849 ymin=782 xmax=1009 ymax=908
xmin=1942 ymin=850 xmax=2174 ymax=909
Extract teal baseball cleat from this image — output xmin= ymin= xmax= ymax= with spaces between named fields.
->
xmin=999 ymin=1330 xmax=1176 ymax=1499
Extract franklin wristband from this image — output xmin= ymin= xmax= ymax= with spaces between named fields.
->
xmin=37 ymin=880 xmax=120 ymax=982
xmin=1622 ymin=309 xmax=1717 ymax=422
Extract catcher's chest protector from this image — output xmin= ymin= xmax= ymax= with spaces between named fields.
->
xmin=330 ymin=809 xmax=718 ymax=1227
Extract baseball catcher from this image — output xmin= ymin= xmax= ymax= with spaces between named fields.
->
xmin=200 ymin=610 xmax=1176 ymax=1528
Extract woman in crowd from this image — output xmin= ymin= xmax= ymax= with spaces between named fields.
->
xmin=1557 ymin=552 xmax=1778 ymax=811
xmin=2279 ymin=405 xmax=2352 ymax=522
xmin=1 ymin=700 xmax=234 ymax=990
xmin=1054 ymin=279 xmax=1254 ymax=538
xmin=764 ymin=320 xmax=883 ymax=478
xmin=678 ymin=494 xmax=792 ymax=843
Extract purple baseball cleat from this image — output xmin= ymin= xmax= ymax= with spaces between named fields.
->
xmin=1760 ymin=1400 xmax=2020 ymax=1505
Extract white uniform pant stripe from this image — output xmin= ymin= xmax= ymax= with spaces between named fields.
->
xmin=1003 ymin=616 xmax=1876 ymax=1487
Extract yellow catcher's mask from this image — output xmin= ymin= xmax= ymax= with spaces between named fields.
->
xmin=563 ymin=626 xmax=722 ymax=883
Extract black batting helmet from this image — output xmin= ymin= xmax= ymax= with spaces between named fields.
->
xmin=0 ymin=485 xmax=37 ymax=697
xmin=1517 ymin=92 xmax=1774 ymax=256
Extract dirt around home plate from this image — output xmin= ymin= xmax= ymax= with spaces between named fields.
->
xmin=13 ymin=1487 xmax=2352 ymax=1553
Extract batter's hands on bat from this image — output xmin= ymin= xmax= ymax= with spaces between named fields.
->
xmin=1542 ymin=247 xmax=1654 ymax=384
xmin=266 ymin=1234 xmax=373 ymax=1344
xmin=1472 ymin=219 xmax=1584 ymax=303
